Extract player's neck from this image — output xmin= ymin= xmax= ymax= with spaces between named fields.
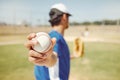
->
xmin=52 ymin=25 xmax=65 ymax=36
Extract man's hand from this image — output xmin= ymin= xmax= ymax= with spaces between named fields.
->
xmin=24 ymin=33 xmax=57 ymax=67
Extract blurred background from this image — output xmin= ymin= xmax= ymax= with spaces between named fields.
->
xmin=0 ymin=0 xmax=120 ymax=80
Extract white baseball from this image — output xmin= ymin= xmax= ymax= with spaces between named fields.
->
xmin=32 ymin=32 xmax=52 ymax=53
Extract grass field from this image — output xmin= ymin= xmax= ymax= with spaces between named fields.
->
xmin=0 ymin=42 xmax=120 ymax=80
xmin=69 ymin=42 xmax=120 ymax=80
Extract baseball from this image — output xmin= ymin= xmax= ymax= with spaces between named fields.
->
xmin=32 ymin=32 xmax=52 ymax=53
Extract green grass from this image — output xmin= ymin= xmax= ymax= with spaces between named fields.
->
xmin=0 ymin=44 xmax=34 ymax=80
xmin=69 ymin=42 xmax=120 ymax=80
xmin=0 ymin=42 xmax=120 ymax=80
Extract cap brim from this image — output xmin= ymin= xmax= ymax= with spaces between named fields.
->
xmin=65 ymin=12 xmax=72 ymax=16
xmin=68 ymin=13 xmax=72 ymax=16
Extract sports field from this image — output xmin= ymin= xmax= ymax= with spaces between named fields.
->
xmin=0 ymin=42 xmax=120 ymax=80
xmin=0 ymin=26 xmax=120 ymax=80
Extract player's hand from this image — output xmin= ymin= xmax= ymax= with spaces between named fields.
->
xmin=24 ymin=33 xmax=56 ymax=66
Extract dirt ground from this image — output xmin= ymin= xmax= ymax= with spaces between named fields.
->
xmin=0 ymin=25 xmax=120 ymax=45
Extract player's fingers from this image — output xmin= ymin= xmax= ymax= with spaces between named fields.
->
xmin=27 ymin=33 xmax=36 ymax=40
xmin=34 ymin=59 xmax=47 ymax=66
xmin=24 ymin=41 xmax=33 ymax=50
xmin=24 ymin=40 xmax=38 ymax=50
xmin=29 ymin=50 xmax=43 ymax=58
xmin=28 ymin=56 xmax=45 ymax=63
xmin=51 ymin=37 xmax=56 ymax=48
xmin=28 ymin=56 xmax=36 ymax=62
xmin=35 ymin=58 xmax=47 ymax=63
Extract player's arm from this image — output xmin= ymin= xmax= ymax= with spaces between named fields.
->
xmin=45 ymin=51 xmax=57 ymax=67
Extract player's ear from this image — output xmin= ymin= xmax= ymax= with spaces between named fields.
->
xmin=62 ymin=14 xmax=67 ymax=21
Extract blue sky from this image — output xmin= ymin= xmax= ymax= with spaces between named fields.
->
xmin=0 ymin=0 xmax=120 ymax=25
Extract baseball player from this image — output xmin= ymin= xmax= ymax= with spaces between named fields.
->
xmin=25 ymin=3 xmax=71 ymax=80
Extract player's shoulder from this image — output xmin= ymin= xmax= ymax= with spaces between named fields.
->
xmin=49 ymin=30 xmax=61 ymax=40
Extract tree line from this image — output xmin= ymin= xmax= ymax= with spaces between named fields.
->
xmin=70 ymin=19 xmax=120 ymax=26
xmin=0 ymin=19 xmax=120 ymax=26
